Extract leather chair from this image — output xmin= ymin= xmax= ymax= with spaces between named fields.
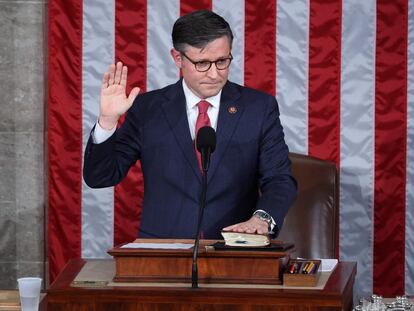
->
xmin=277 ymin=152 xmax=339 ymax=259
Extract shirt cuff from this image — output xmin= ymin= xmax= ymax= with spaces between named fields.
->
xmin=92 ymin=121 xmax=116 ymax=144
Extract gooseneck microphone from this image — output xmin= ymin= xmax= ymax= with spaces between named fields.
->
xmin=192 ymin=126 xmax=216 ymax=288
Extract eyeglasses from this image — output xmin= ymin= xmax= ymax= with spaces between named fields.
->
xmin=181 ymin=52 xmax=233 ymax=72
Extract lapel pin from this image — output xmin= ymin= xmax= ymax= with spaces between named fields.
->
xmin=228 ymin=106 xmax=237 ymax=114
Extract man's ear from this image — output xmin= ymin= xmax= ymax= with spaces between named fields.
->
xmin=170 ymin=48 xmax=182 ymax=69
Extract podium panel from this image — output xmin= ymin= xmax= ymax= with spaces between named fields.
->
xmin=108 ymin=239 xmax=293 ymax=284
xmin=47 ymin=258 xmax=356 ymax=311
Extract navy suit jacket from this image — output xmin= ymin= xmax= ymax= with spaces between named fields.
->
xmin=83 ymin=80 xmax=297 ymax=239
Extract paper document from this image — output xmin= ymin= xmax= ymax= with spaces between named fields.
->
xmin=121 ymin=242 xmax=193 ymax=250
xmin=296 ymin=258 xmax=338 ymax=272
xmin=320 ymin=259 xmax=338 ymax=272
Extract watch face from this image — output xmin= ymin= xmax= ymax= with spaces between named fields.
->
xmin=255 ymin=211 xmax=271 ymax=221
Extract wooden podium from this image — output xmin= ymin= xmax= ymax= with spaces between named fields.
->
xmin=46 ymin=239 xmax=357 ymax=310
xmin=107 ymin=239 xmax=293 ymax=285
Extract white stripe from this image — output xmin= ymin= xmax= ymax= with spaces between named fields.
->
xmin=275 ymin=0 xmax=309 ymax=154
xmin=340 ymin=0 xmax=376 ymax=298
xmin=81 ymin=0 xmax=115 ymax=259
xmin=147 ymin=0 xmax=180 ymax=91
xmin=213 ymin=0 xmax=244 ymax=85
xmin=406 ymin=0 xmax=414 ymax=295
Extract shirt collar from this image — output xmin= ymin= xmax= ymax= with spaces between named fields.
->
xmin=182 ymin=79 xmax=222 ymax=110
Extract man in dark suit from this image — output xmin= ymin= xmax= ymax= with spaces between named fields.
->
xmin=83 ymin=10 xmax=297 ymax=239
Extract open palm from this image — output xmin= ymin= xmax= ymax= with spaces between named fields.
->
xmin=99 ymin=61 xmax=140 ymax=130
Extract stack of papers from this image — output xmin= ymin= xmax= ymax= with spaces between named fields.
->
xmin=121 ymin=242 xmax=193 ymax=249
xmin=319 ymin=259 xmax=338 ymax=272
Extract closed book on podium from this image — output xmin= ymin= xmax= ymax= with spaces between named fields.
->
xmin=220 ymin=231 xmax=270 ymax=247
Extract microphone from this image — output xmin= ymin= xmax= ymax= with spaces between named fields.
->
xmin=192 ymin=126 xmax=216 ymax=288
xmin=196 ymin=126 xmax=216 ymax=172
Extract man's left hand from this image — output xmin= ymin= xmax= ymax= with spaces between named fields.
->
xmin=222 ymin=216 xmax=269 ymax=235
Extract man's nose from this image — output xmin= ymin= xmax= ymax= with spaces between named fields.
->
xmin=206 ymin=63 xmax=219 ymax=78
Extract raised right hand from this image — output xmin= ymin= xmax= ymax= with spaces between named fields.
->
xmin=98 ymin=61 xmax=140 ymax=130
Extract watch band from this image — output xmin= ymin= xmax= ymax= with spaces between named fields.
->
xmin=253 ymin=210 xmax=278 ymax=235
xmin=253 ymin=210 xmax=271 ymax=223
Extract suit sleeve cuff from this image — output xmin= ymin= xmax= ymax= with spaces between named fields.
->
xmin=93 ymin=121 xmax=116 ymax=144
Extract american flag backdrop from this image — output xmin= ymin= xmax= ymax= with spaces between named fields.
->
xmin=47 ymin=0 xmax=414 ymax=299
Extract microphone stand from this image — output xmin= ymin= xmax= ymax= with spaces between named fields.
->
xmin=192 ymin=155 xmax=209 ymax=288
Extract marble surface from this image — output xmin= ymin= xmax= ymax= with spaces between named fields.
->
xmin=0 ymin=0 xmax=46 ymax=289
xmin=0 ymin=202 xmax=17 ymax=262
xmin=0 ymin=134 xmax=16 ymax=202
xmin=0 ymin=263 xmax=17 ymax=290
xmin=0 ymin=1 xmax=46 ymax=133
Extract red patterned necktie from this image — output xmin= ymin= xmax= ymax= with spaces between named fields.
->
xmin=195 ymin=100 xmax=211 ymax=171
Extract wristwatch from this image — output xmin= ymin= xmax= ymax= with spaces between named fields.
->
xmin=253 ymin=210 xmax=272 ymax=226
xmin=253 ymin=210 xmax=278 ymax=235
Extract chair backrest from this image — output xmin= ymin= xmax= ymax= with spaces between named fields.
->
xmin=277 ymin=152 xmax=339 ymax=259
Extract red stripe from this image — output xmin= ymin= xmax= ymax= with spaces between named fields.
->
xmin=244 ymin=0 xmax=276 ymax=95
xmin=307 ymin=0 xmax=342 ymax=166
xmin=47 ymin=0 xmax=82 ymax=282
xmin=373 ymin=0 xmax=408 ymax=296
xmin=113 ymin=0 xmax=147 ymax=245
xmin=180 ymin=0 xmax=212 ymax=15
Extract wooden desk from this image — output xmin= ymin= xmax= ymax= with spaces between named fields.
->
xmin=0 ymin=291 xmax=47 ymax=311
xmin=47 ymin=259 xmax=356 ymax=311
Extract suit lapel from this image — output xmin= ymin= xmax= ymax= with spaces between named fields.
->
xmin=161 ymin=80 xmax=202 ymax=181
xmin=160 ymin=80 xmax=243 ymax=183
xmin=208 ymin=82 xmax=243 ymax=183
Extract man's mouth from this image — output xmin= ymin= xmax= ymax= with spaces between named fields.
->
xmin=202 ymin=81 xmax=221 ymax=86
